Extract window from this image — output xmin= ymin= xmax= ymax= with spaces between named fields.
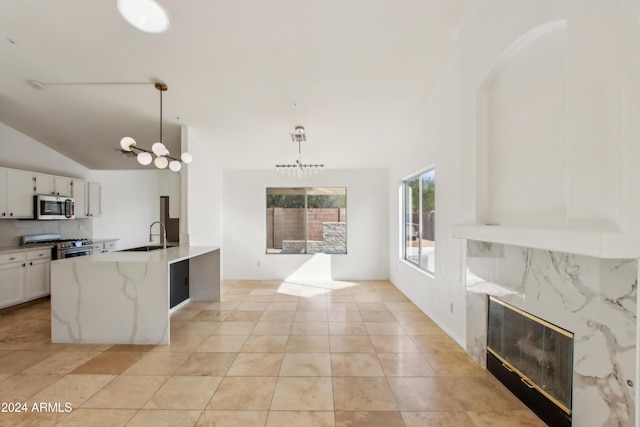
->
xmin=403 ymin=169 xmax=435 ymax=273
xmin=266 ymin=187 xmax=347 ymax=254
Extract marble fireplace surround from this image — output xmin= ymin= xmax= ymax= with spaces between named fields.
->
xmin=464 ymin=240 xmax=637 ymax=427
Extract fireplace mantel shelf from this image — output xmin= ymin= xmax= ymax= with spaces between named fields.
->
xmin=452 ymin=223 xmax=640 ymax=259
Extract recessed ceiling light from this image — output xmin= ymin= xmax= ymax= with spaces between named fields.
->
xmin=116 ymin=0 xmax=169 ymax=34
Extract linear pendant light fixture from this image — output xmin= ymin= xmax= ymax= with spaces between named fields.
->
xmin=275 ymin=126 xmax=324 ymax=178
xmin=119 ymin=82 xmax=192 ymax=172
xmin=276 ymin=126 xmax=324 ymax=178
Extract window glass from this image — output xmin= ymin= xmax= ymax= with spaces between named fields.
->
xmin=403 ymin=170 xmax=435 ymax=273
xmin=266 ymin=187 xmax=347 ymax=254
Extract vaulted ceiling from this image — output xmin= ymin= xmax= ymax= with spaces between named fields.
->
xmin=0 ymin=0 xmax=470 ymax=170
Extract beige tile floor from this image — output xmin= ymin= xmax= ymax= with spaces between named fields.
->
xmin=0 ymin=279 xmax=546 ymax=426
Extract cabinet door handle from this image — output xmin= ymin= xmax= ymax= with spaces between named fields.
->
xmin=9 ymin=213 xmax=13 ymax=217
xmin=29 ymin=262 xmax=33 ymax=266
xmin=520 ymin=377 xmax=536 ymax=389
xmin=501 ymin=363 xmax=514 ymax=373
xmin=9 ymin=257 xmax=16 ymax=261
xmin=22 ymin=263 xmax=26 ymax=267
xmin=1 ymin=213 xmax=5 ymax=216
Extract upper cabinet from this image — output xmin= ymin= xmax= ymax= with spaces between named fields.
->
xmin=87 ymin=182 xmax=102 ymax=217
xmin=72 ymin=179 xmax=88 ymax=218
xmin=54 ymin=177 xmax=72 ymax=197
xmin=0 ymin=167 xmax=102 ymax=220
xmin=4 ymin=169 xmax=36 ymax=218
xmin=35 ymin=174 xmax=72 ymax=197
xmin=72 ymin=180 xmax=102 ymax=218
xmin=34 ymin=173 xmax=53 ymax=195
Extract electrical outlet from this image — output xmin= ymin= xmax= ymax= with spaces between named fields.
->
xmin=257 ymin=261 xmax=261 ymax=268
xmin=449 ymin=303 xmax=454 ymax=313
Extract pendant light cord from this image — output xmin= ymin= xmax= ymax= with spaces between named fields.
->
xmin=159 ymin=88 xmax=163 ymax=144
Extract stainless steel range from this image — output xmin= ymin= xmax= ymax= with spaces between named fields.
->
xmin=22 ymin=233 xmax=94 ymax=260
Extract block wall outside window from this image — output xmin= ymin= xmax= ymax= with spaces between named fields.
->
xmin=266 ymin=187 xmax=347 ymax=254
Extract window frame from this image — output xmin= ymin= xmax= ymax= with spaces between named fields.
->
xmin=402 ymin=168 xmax=435 ymax=274
xmin=266 ymin=186 xmax=347 ymax=255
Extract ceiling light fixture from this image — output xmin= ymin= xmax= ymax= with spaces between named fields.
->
xmin=118 ymin=82 xmax=192 ymax=172
xmin=275 ymin=126 xmax=324 ymax=178
xmin=116 ymin=0 xmax=170 ymax=34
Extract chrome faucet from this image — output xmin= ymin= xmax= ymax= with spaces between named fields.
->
xmin=149 ymin=221 xmax=167 ymax=249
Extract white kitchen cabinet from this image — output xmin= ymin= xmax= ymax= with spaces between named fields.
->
xmin=6 ymin=169 xmax=36 ymax=218
xmin=35 ymin=174 xmax=72 ymax=197
xmin=0 ymin=253 xmax=26 ymax=309
xmin=92 ymin=240 xmax=118 ymax=253
xmin=0 ymin=249 xmax=51 ymax=308
xmin=0 ymin=168 xmax=37 ymax=218
xmin=53 ymin=177 xmax=72 ymax=197
xmin=71 ymin=179 xmax=88 ymax=218
xmin=34 ymin=173 xmax=54 ymax=195
xmin=25 ymin=256 xmax=50 ymax=300
xmin=87 ymin=182 xmax=102 ymax=217
xmin=0 ymin=168 xmax=7 ymax=218
xmin=103 ymin=240 xmax=117 ymax=252
xmin=0 ymin=167 xmax=101 ymax=220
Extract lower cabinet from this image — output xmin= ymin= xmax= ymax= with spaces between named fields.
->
xmin=26 ymin=258 xmax=50 ymax=300
xmin=0 ymin=261 xmax=25 ymax=309
xmin=0 ymin=249 xmax=51 ymax=309
xmin=91 ymin=240 xmax=118 ymax=254
xmin=169 ymin=259 xmax=189 ymax=309
xmin=103 ymin=240 xmax=117 ymax=252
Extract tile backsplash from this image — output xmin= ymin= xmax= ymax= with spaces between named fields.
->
xmin=0 ymin=219 xmax=93 ymax=247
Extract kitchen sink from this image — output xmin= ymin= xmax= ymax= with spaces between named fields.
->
xmin=119 ymin=245 xmax=175 ymax=252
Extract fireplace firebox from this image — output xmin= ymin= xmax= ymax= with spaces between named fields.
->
xmin=487 ymin=296 xmax=573 ymax=426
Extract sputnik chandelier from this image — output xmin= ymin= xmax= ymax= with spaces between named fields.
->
xmin=118 ymin=82 xmax=192 ymax=172
xmin=275 ymin=126 xmax=324 ymax=178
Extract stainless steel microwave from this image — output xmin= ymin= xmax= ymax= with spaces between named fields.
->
xmin=34 ymin=195 xmax=75 ymax=220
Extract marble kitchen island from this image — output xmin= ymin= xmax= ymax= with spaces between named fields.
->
xmin=50 ymin=246 xmax=220 ymax=345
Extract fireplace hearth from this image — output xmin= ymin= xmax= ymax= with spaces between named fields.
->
xmin=487 ymin=296 xmax=573 ymax=426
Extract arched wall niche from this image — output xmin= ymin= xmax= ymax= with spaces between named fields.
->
xmin=475 ymin=21 xmax=569 ymax=227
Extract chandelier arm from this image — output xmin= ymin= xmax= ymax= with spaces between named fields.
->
xmin=129 ymin=146 xmax=152 ymax=154
xmin=130 ymin=146 xmax=183 ymax=163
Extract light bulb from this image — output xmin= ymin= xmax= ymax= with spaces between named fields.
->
xmin=152 ymin=142 xmax=167 ymax=156
xmin=120 ymin=137 xmax=136 ymax=151
xmin=169 ymin=160 xmax=182 ymax=172
xmin=137 ymin=152 xmax=152 ymax=165
xmin=181 ymin=152 xmax=193 ymax=164
xmin=154 ymin=156 xmax=168 ymax=169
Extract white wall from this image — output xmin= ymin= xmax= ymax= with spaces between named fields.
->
xmin=223 ymin=169 xmax=388 ymax=280
xmin=181 ymin=126 xmax=223 ymax=247
xmin=388 ymin=51 xmax=466 ymax=345
xmin=90 ymin=170 xmax=167 ymax=249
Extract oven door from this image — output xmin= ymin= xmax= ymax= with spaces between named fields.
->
xmin=58 ymin=247 xmax=92 ymax=259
